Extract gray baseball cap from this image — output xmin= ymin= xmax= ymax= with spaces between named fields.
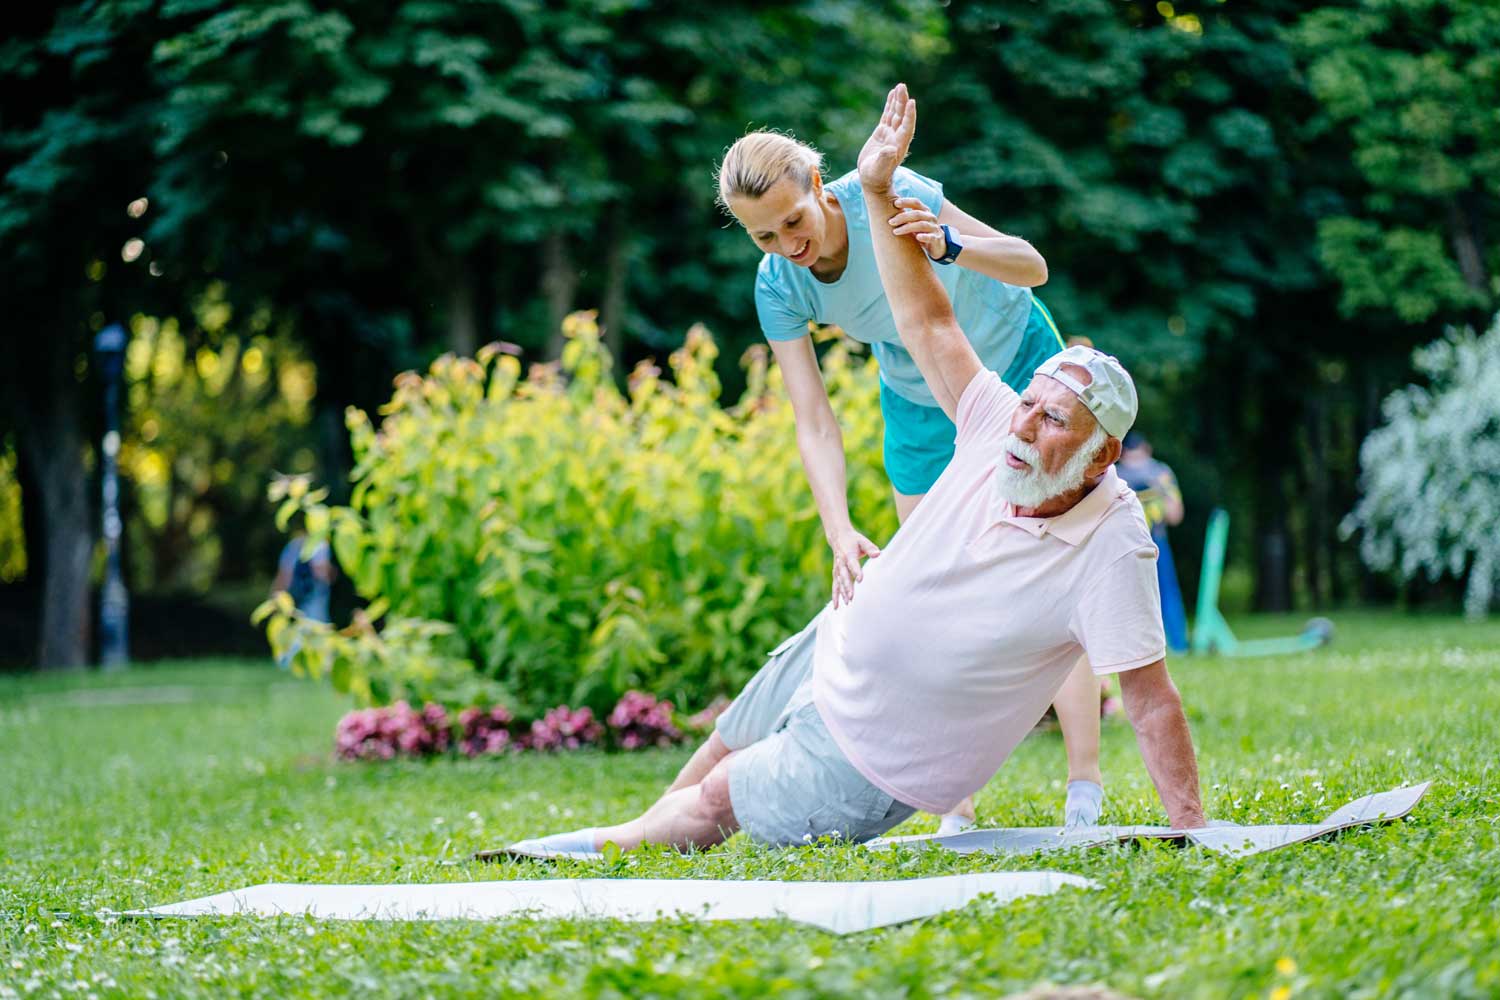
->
xmin=1033 ymin=346 xmax=1138 ymax=439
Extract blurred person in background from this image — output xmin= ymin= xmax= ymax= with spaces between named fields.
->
xmin=1116 ymin=432 xmax=1189 ymax=653
xmin=270 ymin=514 xmax=336 ymax=666
xmin=715 ymin=127 xmax=1108 ymax=829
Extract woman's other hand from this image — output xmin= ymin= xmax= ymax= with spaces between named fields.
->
xmin=889 ymin=196 xmax=946 ymax=259
xmin=830 ymin=528 xmax=881 ymax=608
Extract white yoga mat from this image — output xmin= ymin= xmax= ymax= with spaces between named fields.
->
xmin=867 ymin=783 xmax=1431 ymax=859
xmin=127 ymin=872 xmax=1096 ymax=934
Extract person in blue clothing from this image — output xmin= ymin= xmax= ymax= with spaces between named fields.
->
xmin=1116 ymin=431 xmax=1190 ymax=653
xmin=715 ymin=117 xmax=1106 ymax=830
xmin=270 ymin=515 xmax=336 ymax=667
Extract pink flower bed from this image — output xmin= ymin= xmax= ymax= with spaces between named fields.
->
xmin=335 ymin=690 xmax=712 ymax=761
xmin=608 ymin=690 xmax=682 ymax=750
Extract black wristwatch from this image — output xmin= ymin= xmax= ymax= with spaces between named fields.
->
xmin=935 ymin=224 xmax=963 ymax=265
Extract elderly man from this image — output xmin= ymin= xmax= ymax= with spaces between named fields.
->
xmin=510 ymin=85 xmax=1203 ymax=856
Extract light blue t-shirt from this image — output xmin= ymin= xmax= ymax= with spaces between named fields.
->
xmin=754 ymin=167 xmax=1035 ymax=407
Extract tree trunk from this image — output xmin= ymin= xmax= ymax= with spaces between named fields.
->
xmin=1252 ymin=370 xmax=1295 ymax=613
xmin=601 ymin=204 xmax=632 ymax=364
xmin=1447 ymin=194 xmax=1488 ymax=296
xmin=446 ymin=260 xmax=479 ymax=358
xmin=17 ymin=379 xmax=93 ymax=669
xmin=317 ymin=400 xmax=352 ymax=506
xmin=1255 ymin=508 xmax=1293 ymax=613
xmin=1301 ymin=391 xmax=1328 ymax=607
xmin=542 ymin=231 xmax=578 ymax=360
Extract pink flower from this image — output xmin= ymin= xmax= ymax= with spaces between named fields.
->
xmin=458 ymin=703 xmax=517 ymax=757
xmin=607 ymin=690 xmax=683 ymax=750
xmin=528 ymin=705 xmax=604 ymax=751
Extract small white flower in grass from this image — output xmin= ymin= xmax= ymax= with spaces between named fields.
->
xmin=304 ymin=925 xmax=316 ymax=937
xmin=1279 ymin=783 xmax=1290 ymax=790
xmin=467 ymin=811 xmax=480 ymax=821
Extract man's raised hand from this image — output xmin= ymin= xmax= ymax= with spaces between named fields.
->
xmin=857 ymin=83 xmax=917 ymax=194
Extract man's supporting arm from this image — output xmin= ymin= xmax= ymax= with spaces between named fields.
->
xmin=1117 ymin=660 xmax=1206 ymax=829
xmin=857 ymin=86 xmax=981 ymax=421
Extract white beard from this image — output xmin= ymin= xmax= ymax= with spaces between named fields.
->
xmin=993 ymin=426 xmax=1109 ymax=510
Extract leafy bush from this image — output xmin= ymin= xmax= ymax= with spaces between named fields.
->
xmin=259 ymin=312 xmax=893 ymax=714
xmin=1343 ymin=314 xmax=1500 ymax=618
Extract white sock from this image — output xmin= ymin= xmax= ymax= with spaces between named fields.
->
xmin=510 ymin=828 xmax=601 ymax=855
xmin=1064 ymin=780 xmax=1104 ymax=827
xmin=936 ymin=813 xmax=976 ymax=837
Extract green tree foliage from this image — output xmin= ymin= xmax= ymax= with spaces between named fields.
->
xmin=145 ymin=1 xmax=932 ymax=357
xmin=907 ymin=0 xmax=1364 ymax=609
xmin=260 ymin=316 xmax=893 ymax=713
xmin=0 ymin=2 xmax=162 ymax=666
xmin=1343 ymin=314 xmax=1500 ymax=619
xmin=119 ymin=293 xmax=320 ymax=591
xmin=8 ymin=0 xmax=1498 ymax=672
xmin=1291 ymin=0 xmax=1499 ymax=324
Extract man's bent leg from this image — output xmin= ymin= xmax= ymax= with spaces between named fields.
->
xmin=665 ymin=730 xmax=731 ymax=794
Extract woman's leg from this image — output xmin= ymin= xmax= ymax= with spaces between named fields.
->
xmin=1053 ymin=655 xmax=1105 ymax=825
xmin=892 ymin=489 xmax=923 ymax=523
xmin=1053 ymin=656 xmax=1103 ymax=785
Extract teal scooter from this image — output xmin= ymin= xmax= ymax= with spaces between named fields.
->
xmin=1191 ymin=508 xmax=1334 ymax=657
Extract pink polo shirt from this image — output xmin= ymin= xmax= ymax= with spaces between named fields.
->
xmin=812 ymin=369 xmax=1164 ymax=814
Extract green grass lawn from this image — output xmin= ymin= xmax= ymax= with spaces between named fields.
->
xmin=2 ymin=611 xmax=1498 ymax=998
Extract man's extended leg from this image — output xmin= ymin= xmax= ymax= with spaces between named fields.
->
xmin=1054 ymin=655 xmax=1105 ymax=825
xmin=593 ymin=754 xmax=740 ymax=851
xmin=510 ymin=619 xmax=821 ymax=856
xmin=511 ymin=754 xmax=741 ymax=855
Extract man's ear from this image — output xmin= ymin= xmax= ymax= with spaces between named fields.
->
xmin=810 ymin=167 xmax=823 ymax=194
xmin=1088 ymin=434 xmax=1122 ymax=479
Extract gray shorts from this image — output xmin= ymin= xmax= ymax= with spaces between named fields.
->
xmin=716 ymin=613 xmax=917 ymax=847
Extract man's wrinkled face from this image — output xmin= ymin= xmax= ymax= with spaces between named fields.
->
xmin=993 ymin=370 xmax=1108 ymax=509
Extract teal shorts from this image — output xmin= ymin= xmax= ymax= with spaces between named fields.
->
xmin=879 ymin=296 xmax=1066 ymax=496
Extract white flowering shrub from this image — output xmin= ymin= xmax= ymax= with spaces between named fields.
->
xmin=1343 ymin=314 xmax=1500 ymax=618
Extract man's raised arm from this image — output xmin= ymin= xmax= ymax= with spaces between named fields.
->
xmin=856 ymin=84 xmax=981 ymax=421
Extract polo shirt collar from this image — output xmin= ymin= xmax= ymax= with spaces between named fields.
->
xmin=994 ymin=467 xmax=1121 ymax=546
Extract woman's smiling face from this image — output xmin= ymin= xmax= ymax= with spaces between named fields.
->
xmin=727 ymin=175 xmax=828 ymax=267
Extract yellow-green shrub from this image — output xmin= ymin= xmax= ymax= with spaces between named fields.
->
xmin=262 ymin=312 xmax=897 ymax=714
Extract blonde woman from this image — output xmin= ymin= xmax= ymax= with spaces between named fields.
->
xmin=716 ymin=130 xmax=1106 ymax=831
